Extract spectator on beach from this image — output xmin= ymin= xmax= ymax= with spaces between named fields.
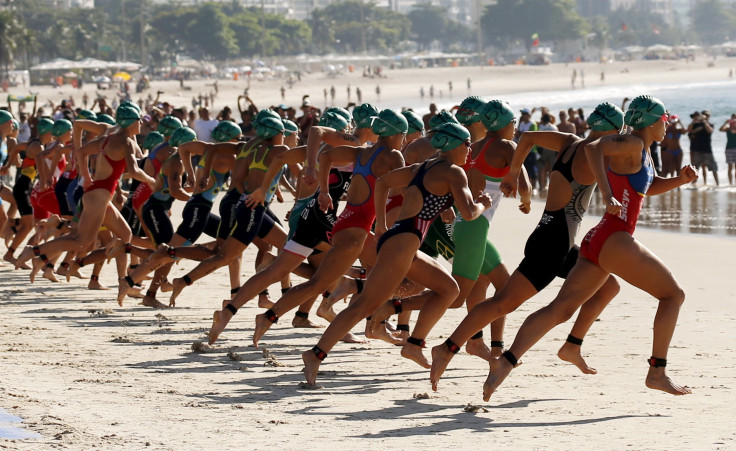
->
xmin=719 ymin=113 xmax=736 ymax=185
xmin=557 ymin=110 xmax=576 ymax=134
xmin=515 ymin=108 xmax=539 ymax=191
xmin=193 ymin=107 xmax=218 ymax=143
xmin=422 ymin=103 xmax=438 ymax=130
xmin=687 ymin=110 xmax=719 ymax=186
xmin=536 ymin=113 xmax=558 ymax=193
xmin=661 ymin=114 xmax=685 ymax=177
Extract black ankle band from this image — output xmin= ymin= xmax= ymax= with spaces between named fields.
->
xmin=124 ymin=243 xmax=132 ymax=254
xmin=470 ymin=331 xmax=483 ymax=340
xmin=265 ymin=309 xmax=279 ymax=323
xmin=45 ymin=263 xmax=54 ymax=269
xmin=259 ymin=289 xmax=269 ymax=296
xmin=56 ymin=221 xmax=65 ymax=230
xmin=566 ymin=334 xmax=584 ymax=346
xmin=281 ymin=286 xmax=291 ymax=295
xmin=32 ymin=246 xmax=40 ymax=257
xmin=129 ymin=264 xmax=139 ymax=269
xmin=312 ymin=346 xmax=327 ymax=361
xmin=75 ymin=258 xmax=85 ymax=267
xmin=167 ymin=247 xmax=177 ymax=259
xmin=91 ymin=275 xmax=99 ymax=282
xmin=134 ymin=283 xmax=142 ymax=288
xmin=444 ymin=338 xmax=460 ymax=354
xmin=144 ymin=289 xmax=155 ymax=298
xmin=183 ymin=275 xmax=193 ymax=286
xmin=230 ymin=287 xmax=239 ymax=295
xmin=225 ymin=303 xmax=238 ymax=315
xmin=392 ymin=298 xmax=402 ymax=314
xmin=322 ymin=291 xmax=331 ymax=298
xmin=502 ymin=350 xmax=518 ymax=367
xmin=8 ymin=246 xmax=14 ymax=253
xmin=406 ymin=336 xmax=425 ymax=347
xmin=10 ymin=226 xmax=17 ymax=233
xmin=40 ymin=254 xmax=50 ymax=264
xmin=60 ymin=262 xmax=69 ymax=269
xmin=396 ymin=324 xmax=410 ymax=332
xmin=648 ymin=357 xmax=667 ymax=368
xmin=354 ymin=278 xmax=364 ymax=294
xmin=124 ymin=275 xmax=135 ymax=288
xmin=295 ymin=311 xmax=309 ymax=319
xmin=491 ymin=340 xmax=504 ymax=348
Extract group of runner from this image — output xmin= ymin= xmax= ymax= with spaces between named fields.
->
xmin=0 ymin=93 xmax=695 ymax=399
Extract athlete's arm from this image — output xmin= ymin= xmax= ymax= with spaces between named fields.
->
xmin=648 ymin=165 xmax=698 ymax=196
xmin=449 ymin=165 xmax=490 ymax=221
xmin=317 ymin=145 xmax=360 ymax=211
xmin=584 ymin=135 xmax=641 ymax=216
xmin=178 ymin=140 xmax=207 ymax=183
xmin=374 ymin=164 xmax=420 ymax=235
xmin=168 ymin=160 xmax=191 ymax=201
xmin=124 ymin=139 xmax=156 ymax=189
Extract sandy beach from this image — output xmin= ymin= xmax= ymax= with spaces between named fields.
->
xmin=2 ymin=59 xmax=736 ymax=449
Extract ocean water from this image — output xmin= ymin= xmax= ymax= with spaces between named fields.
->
xmin=0 ymin=407 xmax=41 ymax=440
xmin=391 ymin=79 xmax=736 ymax=237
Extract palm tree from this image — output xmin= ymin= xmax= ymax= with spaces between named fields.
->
xmin=0 ymin=10 xmax=22 ymax=77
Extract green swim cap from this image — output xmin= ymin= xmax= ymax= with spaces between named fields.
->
xmin=120 ymin=100 xmax=141 ymax=114
xmin=429 ymin=110 xmax=459 ymax=131
xmin=456 ymin=96 xmax=487 ymax=126
xmin=212 ymin=120 xmax=242 ymax=143
xmin=318 ymin=111 xmax=349 ymax=131
xmin=282 ymin=119 xmax=298 ymax=137
xmin=0 ymin=110 xmax=14 ymax=125
xmin=625 ymin=95 xmax=666 ymax=130
xmin=352 ymin=103 xmax=380 ymax=129
xmin=97 ymin=114 xmax=116 ymax=126
xmin=431 ymin=122 xmax=471 ymax=152
xmin=157 ymin=115 xmax=183 ymax=137
xmin=77 ymin=109 xmax=97 ymax=121
xmin=52 ymin=119 xmax=73 ymax=137
xmin=255 ymin=109 xmax=281 ymax=125
xmin=255 ymin=116 xmax=285 ymax=139
xmin=170 ymin=126 xmax=197 ymax=147
xmin=11 ymin=119 xmax=19 ymax=130
xmin=37 ymin=117 xmax=55 ymax=135
xmin=371 ymin=109 xmax=408 ymax=137
xmin=142 ymin=131 xmax=165 ymax=150
xmin=480 ymin=100 xmax=514 ymax=131
xmin=116 ymin=104 xmax=142 ymax=129
xmin=325 ymin=107 xmax=351 ymax=124
xmin=587 ymin=102 xmax=624 ymax=132
xmin=402 ymin=110 xmax=424 ymax=135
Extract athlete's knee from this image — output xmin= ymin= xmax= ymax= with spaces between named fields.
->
xmin=598 ymin=276 xmax=621 ymax=299
xmin=661 ymin=284 xmax=685 ymax=307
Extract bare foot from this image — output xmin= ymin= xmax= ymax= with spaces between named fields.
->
xmin=252 ymin=313 xmax=273 ymax=348
xmin=340 ymin=332 xmax=367 ymax=343
xmin=127 ymin=287 xmax=145 ymax=299
xmin=141 ymin=295 xmax=170 ymax=309
xmin=430 ymin=345 xmax=455 ymax=391
xmin=67 ymin=267 xmax=86 ymax=280
xmin=292 ymin=315 xmax=324 ymax=329
xmin=42 ymin=215 xmax=62 ymax=240
xmin=326 ymin=277 xmax=356 ymax=304
xmin=42 ymin=265 xmax=59 ymax=283
xmin=88 ymin=279 xmax=110 ymax=290
xmin=301 ymin=349 xmax=322 ymax=386
xmin=557 ymin=343 xmax=597 ymax=375
xmin=160 ymin=279 xmax=173 ymax=292
xmin=401 ymin=343 xmax=431 ymax=369
xmin=316 ymin=301 xmax=337 ymax=322
xmin=117 ymin=277 xmax=135 ymax=306
xmin=55 ymin=265 xmax=67 ymax=277
xmin=29 ymin=258 xmax=44 ymax=283
xmin=466 ymin=338 xmax=494 ymax=362
xmin=168 ymin=278 xmax=186 ymax=307
xmin=105 ymin=238 xmax=126 ymax=263
xmin=645 ymin=367 xmax=692 ymax=395
xmin=257 ymin=293 xmax=274 ymax=309
xmin=482 ymin=356 xmax=513 ymax=402
xmin=14 ymin=246 xmax=34 ymax=269
xmin=365 ymin=321 xmax=402 ymax=345
xmin=208 ymin=310 xmax=232 ymax=345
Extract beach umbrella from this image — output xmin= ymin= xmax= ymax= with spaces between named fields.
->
xmin=94 ymin=75 xmax=112 ymax=83
xmin=113 ymin=71 xmax=131 ymax=81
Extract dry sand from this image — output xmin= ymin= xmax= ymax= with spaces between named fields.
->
xmin=2 ymin=59 xmax=736 ymax=449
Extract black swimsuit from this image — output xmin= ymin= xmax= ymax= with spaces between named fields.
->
xmin=377 ymin=160 xmax=454 ymax=252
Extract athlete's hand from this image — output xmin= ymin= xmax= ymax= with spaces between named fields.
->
xmin=500 ymin=172 xmax=518 ymax=198
xmin=183 ymin=178 xmax=195 ymax=192
xmin=375 ymin=223 xmax=387 ymax=237
xmin=0 ymin=166 xmax=7 ymax=175
xmin=245 ymin=188 xmax=265 ymax=208
xmin=440 ymin=208 xmax=456 ymax=224
xmin=145 ymin=176 xmax=157 ymax=191
xmin=519 ymin=198 xmax=531 ymax=214
xmin=303 ymin=166 xmax=317 ymax=185
xmin=275 ymin=188 xmax=284 ymax=203
xmin=604 ymin=195 xmax=623 ymax=217
xmin=679 ymin=165 xmax=698 ymax=184
xmin=318 ymin=191 xmax=333 ymax=212
xmin=478 ymin=192 xmax=492 ymax=210
xmin=82 ymin=178 xmax=92 ymax=190
xmin=196 ymin=175 xmax=210 ymax=191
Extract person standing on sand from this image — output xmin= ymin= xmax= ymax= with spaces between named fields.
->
xmin=661 ymin=114 xmax=685 ymax=178
xmin=557 ymin=110 xmax=576 ymax=134
xmin=718 ymin=113 xmax=736 ymax=185
xmin=687 ymin=111 xmax=718 ymax=186
xmin=473 ymin=96 xmax=696 ymax=400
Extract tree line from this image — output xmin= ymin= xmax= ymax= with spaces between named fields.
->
xmin=1 ymin=0 xmax=734 ymax=70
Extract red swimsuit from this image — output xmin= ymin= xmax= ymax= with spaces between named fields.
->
xmin=86 ymin=137 xmax=127 ymax=195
